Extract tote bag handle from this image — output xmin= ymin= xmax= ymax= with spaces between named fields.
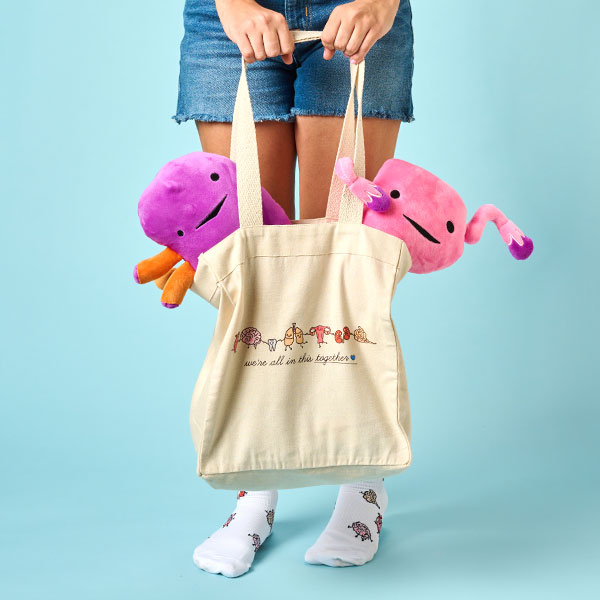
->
xmin=230 ymin=30 xmax=365 ymax=227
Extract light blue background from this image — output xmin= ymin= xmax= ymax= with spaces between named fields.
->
xmin=2 ymin=1 xmax=598 ymax=598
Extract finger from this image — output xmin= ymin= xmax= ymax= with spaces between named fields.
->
xmin=263 ymin=27 xmax=282 ymax=58
xmin=321 ymin=9 xmax=341 ymax=58
xmin=236 ymin=34 xmax=256 ymax=63
xmin=277 ymin=20 xmax=295 ymax=65
xmin=349 ymin=30 xmax=378 ymax=64
xmin=333 ymin=21 xmax=355 ymax=53
xmin=247 ymin=30 xmax=267 ymax=61
xmin=344 ymin=25 xmax=367 ymax=58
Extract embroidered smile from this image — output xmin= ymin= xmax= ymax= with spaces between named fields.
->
xmin=196 ymin=194 xmax=227 ymax=229
xmin=403 ymin=214 xmax=440 ymax=244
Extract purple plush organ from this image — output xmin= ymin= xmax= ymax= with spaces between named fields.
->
xmin=138 ymin=152 xmax=290 ymax=270
xmin=509 ymin=236 xmax=534 ymax=260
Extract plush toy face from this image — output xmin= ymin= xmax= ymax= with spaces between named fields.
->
xmin=138 ymin=152 xmax=289 ymax=269
xmin=363 ymin=159 xmax=467 ymax=274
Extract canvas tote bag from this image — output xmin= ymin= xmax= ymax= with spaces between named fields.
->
xmin=190 ymin=31 xmax=413 ymax=490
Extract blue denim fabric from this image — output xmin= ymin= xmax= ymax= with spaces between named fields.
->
xmin=174 ymin=0 xmax=414 ymax=123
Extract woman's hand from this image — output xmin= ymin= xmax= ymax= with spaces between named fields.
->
xmin=215 ymin=0 xmax=294 ymax=64
xmin=322 ymin=0 xmax=400 ymax=63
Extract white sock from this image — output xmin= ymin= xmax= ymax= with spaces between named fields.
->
xmin=304 ymin=479 xmax=388 ymax=567
xmin=193 ymin=490 xmax=278 ymax=577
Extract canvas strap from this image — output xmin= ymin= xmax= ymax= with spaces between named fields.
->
xmin=230 ymin=30 xmax=365 ymax=227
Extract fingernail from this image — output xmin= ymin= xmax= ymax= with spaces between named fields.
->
xmin=350 ymin=58 xmax=357 ymax=64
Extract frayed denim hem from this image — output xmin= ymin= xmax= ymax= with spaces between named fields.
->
xmin=291 ymin=108 xmax=414 ymax=122
xmin=173 ymin=112 xmax=297 ymax=124
xmin=173 ymin=110 xmax=414 ymax=124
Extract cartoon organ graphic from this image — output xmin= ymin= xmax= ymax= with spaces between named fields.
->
xmin=265 ymin=509 xmax=275 ymax=531
xmin=309 ymin=325 xmax=331 ymax=347
xmin=248 ymin=533 xmax=261 ymax=552
xmin=284 ymin=322 xmax=305 ymax=350
xmin=239 ymin=327 xmax=262 ymax=349
xmin=353 ymin=326 xmax=375 ymax=344
xmin=223 ymin=512 xmax=236 ymax=528
xmin=334 ymin=327 xmax=353 ymax=343
xmin=375 ymin=513 xmax=383 ymax=535
xmin=360 ymin=488 xmax=380 ymax=508
xmin=348 ymin=521 xmax=373 ymax=542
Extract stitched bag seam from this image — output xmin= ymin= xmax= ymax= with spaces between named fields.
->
xmin=213 ymin=251 xmax=400 ymax=285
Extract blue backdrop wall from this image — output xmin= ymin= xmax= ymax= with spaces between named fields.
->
xmin=1 ymin=1 xmax=598 ymax=598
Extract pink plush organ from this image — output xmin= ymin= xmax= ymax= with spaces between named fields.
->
xmin=360 ymin=159 xmax=533 ymax=273
xmin=363 ymin=159 xmax=467 ymax=273
xmin=138 ymin=152 xmax=290 ymax=269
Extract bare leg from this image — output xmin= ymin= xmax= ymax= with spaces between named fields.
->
xmin=295 ymin=116 xmax=401 ymax=219
xmin=196 ymin=120 xmax=297 ymax=220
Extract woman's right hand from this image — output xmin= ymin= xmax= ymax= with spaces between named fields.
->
xmin=215 ymin=0 xmax=295 ymax=64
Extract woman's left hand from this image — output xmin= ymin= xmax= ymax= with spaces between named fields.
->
xmin=321 ymin=0 xmax=400 ymax=63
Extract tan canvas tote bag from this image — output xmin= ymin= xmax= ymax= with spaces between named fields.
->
xmin=190 ymin=31 xmax=413 ymax=490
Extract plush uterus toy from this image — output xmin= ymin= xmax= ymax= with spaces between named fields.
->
xmin=335 ymin=157 xmax=533 ymax=273
xmin=134 ymin=152 xmax=290 ymax=308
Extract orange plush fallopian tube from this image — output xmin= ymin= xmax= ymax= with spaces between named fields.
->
xmin=160 ymin=262 xmax=196 ymax=308
xmin=134 ymin=248 xmax=182 ymax=284
xmin=154 ymin=268 xmax=176 ymax=290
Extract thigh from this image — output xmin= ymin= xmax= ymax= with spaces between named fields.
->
xmin=175 ymin=0 xmax=297 ymax=124
xmin=296 ymin=116 xmax=400 ymax=219
xmin=196 ymin=121 xmax=297 ymax=220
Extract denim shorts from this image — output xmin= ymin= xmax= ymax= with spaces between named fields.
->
xmin=174 ymin=0 xmax=414 ymax=123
